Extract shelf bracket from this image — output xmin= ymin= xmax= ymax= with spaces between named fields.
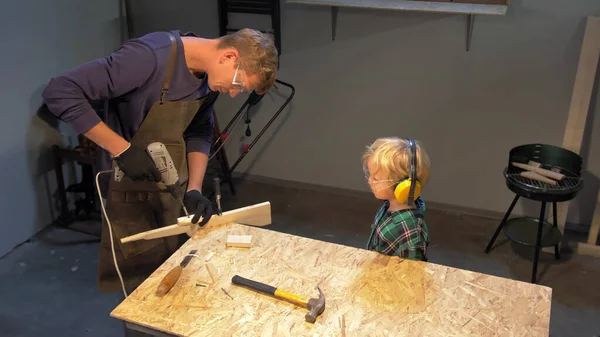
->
xmin=466 ymin=14 xmax=475 ymax=51
xmin=331 ymin=6 xmax=338 ymax=41
xmin=324 ymin=5 xmax=490 ymax=51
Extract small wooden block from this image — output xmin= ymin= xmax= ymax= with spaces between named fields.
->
xmin=226 ymin=235 xmax=252 ymax=248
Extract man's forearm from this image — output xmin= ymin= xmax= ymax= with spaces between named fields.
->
xmin=83 ymin=122 xmax=131 ymax=156
xmin=187 ymin=152 xmax=209 ymax=192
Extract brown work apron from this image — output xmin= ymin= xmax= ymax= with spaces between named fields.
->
xmin=97 ymin=33 xmax=210 ymax=293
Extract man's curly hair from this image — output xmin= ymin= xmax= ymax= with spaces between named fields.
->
xmin=217 ymin=28 xmax=278 ymax=94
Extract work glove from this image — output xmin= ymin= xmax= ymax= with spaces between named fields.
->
xmin=113 ymin=144 xmax=161 ymax=182
xmin=183 ymin=189 xmax=214 ymax=226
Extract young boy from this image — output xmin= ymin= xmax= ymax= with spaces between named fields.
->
xmin=362 ymin=137 xmax=431 ymax=261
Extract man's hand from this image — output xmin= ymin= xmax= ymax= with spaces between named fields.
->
xmin=183 ymin=190 xmax=214 ymax=226
xmin=114 ymin=144 xmax=161 ymax=182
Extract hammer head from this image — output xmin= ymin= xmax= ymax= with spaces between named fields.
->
xmin=305 ymin=286 xmax=326 ymax=323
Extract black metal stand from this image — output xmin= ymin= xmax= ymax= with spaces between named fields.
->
xmin=51 ymin=144 xmax=101 ymax=240
xmin=485 ymin=144 xmax=584 ymax=284
xmin=485 ymin=195 xmax=561 ymax=284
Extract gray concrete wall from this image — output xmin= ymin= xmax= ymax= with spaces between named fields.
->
xmin=0 ymin=0 xmax=123 ymax=256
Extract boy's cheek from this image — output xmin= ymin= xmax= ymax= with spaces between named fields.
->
xmin=373 ymin=189 xmax=388 ymax=200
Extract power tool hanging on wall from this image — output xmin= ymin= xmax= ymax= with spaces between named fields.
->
xmin=210 ymin=79 xmax=295 ymax=184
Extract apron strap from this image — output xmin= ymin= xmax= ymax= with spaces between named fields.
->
xmin=160 ymin=32 xmax=178 ymax=104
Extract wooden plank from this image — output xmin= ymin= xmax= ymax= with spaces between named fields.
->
xmin=549 ymin=16 xmax=600 ymax=254
xmin=111 ymin=223 xmax=552 ymax=336
xmin=575 ymin=188 xmax=600 ymax=257
xmin=119 ymin=201 xmax=272 ymax=243
xmin=562 ymin=16 xmax=600 ymax=154
xmin=286 ymin=0 xmax=508 ymax=15
xmin=575 ymin=242 xmax=600 ymax=258
xmin=587 ymin=197 xmax=600 ymax=245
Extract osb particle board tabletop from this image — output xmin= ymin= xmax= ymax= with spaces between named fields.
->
xmin=110 ymin=222 xmax=552 ymax=337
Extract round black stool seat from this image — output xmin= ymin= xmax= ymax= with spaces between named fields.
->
xmin=485 ymin=144 xmax=584 ymax=284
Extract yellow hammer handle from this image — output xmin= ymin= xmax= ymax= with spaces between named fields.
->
xmin=274 ymin=289 xmax=309 ymax=307
xmin=231 ymin=275 xmax=309 ymax=307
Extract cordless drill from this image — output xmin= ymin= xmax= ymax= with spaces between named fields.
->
xmin=114 ymin=142 xmax=190 ymax=216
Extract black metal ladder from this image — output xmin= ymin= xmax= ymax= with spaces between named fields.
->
xmin=218 ymin=0 xmax=282 ymax=55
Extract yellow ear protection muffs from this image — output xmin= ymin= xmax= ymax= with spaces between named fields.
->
xmin=393 ymin=138 xmax=422 ymax=206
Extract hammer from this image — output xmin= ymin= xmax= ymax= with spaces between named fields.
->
xmin=231 ymin=275 xmax=326 ymax=323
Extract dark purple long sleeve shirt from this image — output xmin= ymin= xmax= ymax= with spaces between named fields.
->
xmin=42 ymin=30 xmax=216 ymax=195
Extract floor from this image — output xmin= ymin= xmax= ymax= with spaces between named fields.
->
xmin=1 ymin=177 xmax=599 ymax=337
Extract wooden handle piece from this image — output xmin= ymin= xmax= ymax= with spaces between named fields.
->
xmin=511 ymin=162 xmax=565 ymax=181
xmin=156 ymin=266 xmax=183 ymax=297
xmin=520 ymin=171 xmax=558 ymax=185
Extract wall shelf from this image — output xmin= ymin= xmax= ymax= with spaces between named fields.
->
xmin=285 ymin=0 xmax=509 ymax=51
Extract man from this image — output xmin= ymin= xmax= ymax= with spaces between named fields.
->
xmin=42 ymin=28 xmax=278 ymax=293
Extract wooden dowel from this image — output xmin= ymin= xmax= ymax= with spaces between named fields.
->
xmin=511 ymin=162 xmax=565 ymax=180
xmin=520 ymin=171 xmax=558 ymax=185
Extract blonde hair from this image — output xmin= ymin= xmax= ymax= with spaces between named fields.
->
xmin=362 ymin=137 xmax=431 ymax=185
xmin=217 ymin=28 xmax=278 ymax=94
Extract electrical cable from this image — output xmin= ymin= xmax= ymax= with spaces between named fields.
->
xmin=208 ymin=108 xmax=246 ymax=161
xmin=95 ymin=169 xmax=128 ymax=298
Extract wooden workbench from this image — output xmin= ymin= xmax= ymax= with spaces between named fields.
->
xmin=111 ymin=222 xmax=552 ymax=336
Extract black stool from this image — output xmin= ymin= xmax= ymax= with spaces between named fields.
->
xmin=485 ymin=144 xmax=583 ymax=284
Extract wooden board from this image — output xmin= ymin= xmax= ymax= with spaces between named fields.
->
xmin=120 ymin=202 xmax=271 ymax=243
xmin=111 ymin=222 xmax=552 ymax=336
xmin=549 ymin=16 xmax=600 ymax=255
xmin=286 ymin=0 xmax=508 ymax=15
xmin=575 ymin=242 xmax=600 ymax=258
xmin=573 ymin=189 xmax=600 ymax=257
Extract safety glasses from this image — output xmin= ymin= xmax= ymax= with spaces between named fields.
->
xmin=232 ymin=64 xmax=250 ymax=93
xmin=365 ymin=175 xmax=397 ymax=185
xmin=363 ymin=166 xmax=397 ymax=185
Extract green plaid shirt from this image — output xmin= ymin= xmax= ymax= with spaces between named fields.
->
xmin=366 ymin=196 xmax=429 ymax=261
